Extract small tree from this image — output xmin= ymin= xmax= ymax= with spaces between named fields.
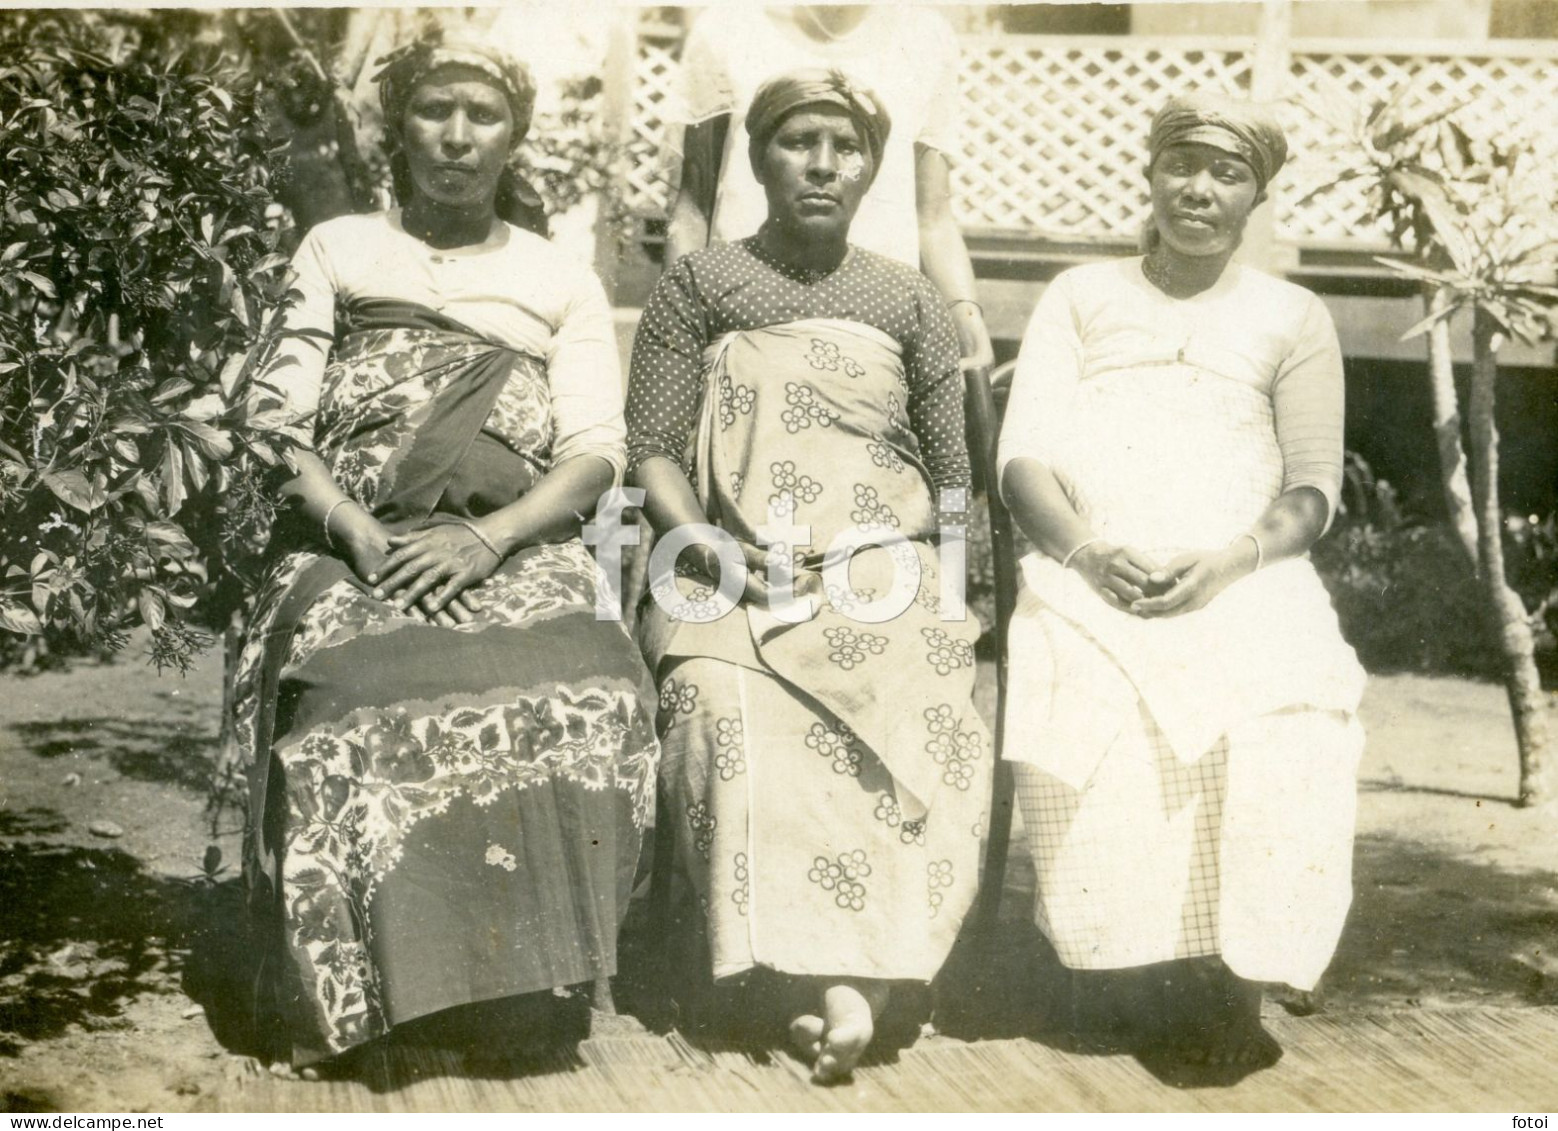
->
xmin=1298 ymin=80 xmax=1481 ymax=566
xmin=0 ymin=11 xmax=293 ymax=673
xmin=1385 ymin=146 xmax=1558 ymax=808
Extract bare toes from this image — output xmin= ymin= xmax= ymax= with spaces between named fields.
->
xmin=788 ymin=1014 xmax=824 ymax=1063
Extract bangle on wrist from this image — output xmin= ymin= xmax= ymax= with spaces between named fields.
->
xmin=947 ymin=298 xmax=983 ymax=316
xmin=1060 ymin=536 xmax=1099 ymax=571
xmin=322 ymin=498 xmax=354 ymax=550
xmin=1230 ymin=531 xmax=1264 ymax=571
xmin=456 ymin=519 xmax=502 ymax=561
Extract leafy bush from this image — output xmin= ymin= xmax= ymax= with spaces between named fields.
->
xmin=0 ymin=11 xmax=293 ymax=672
xmin=1313 ymin=521 xmax=1501 ymax=677
xmin=1312 ymin=455 xmax=1557 ymax=679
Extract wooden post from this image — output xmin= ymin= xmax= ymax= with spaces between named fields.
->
xmin=1242 ymin=0 xmax=1293 ymax=273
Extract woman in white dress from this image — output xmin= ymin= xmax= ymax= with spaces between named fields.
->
xmin=997 ymin=94 xmax=1366 ymax=1069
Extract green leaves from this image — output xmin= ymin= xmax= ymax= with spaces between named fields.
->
xmin=0 ymin=10 xmax=294 ymax=669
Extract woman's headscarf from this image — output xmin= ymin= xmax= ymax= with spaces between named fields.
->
xmin=1148 ymin=93 xmax=1289 ymax=193
xmin=745 ymin=68 xmax=892 ymax=183
xmin=374 ymin=35 xmax=536 ymax=145
xmin=372 ymin=33 xmax=547 ymax=235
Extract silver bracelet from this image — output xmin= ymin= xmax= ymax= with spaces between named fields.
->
xmin=456 ymin=519 xmax=502 ymax=560
xmin=1060 ymin=536 xmax=1099 ymax=571
xmin=322 ymin=498 xmax=353 ymax=550
xmin=1231 ymin=531 xmax=1264 ymax=571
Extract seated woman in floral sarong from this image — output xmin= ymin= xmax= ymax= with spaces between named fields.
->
xmin=998 ymin=93 xmax=1366 ymax=1071
xmin=625 ymin=70 xmax=990 ymax=1084
xmin=231 ymin=33 xmax=659 ymax=1072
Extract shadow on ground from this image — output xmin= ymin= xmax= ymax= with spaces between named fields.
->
xmin=4 ymin=816 xmax=1555 ymax=1093
xmin=1326 ymin=832 xmax=1558 ymax=1009
xmin=9 ymin=692 xmax=222 ymax=794
xmin=0 ymin=816 xmax=263 ymax=1061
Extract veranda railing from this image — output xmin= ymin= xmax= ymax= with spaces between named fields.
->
xmin=621 ymin=28 xmax=1558 ymax=258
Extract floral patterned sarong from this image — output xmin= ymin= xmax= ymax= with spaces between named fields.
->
xmin=641 ymin=318 xmax=988 ymax=982
xmin=232 ymin=300 xmax=658 ymax=1065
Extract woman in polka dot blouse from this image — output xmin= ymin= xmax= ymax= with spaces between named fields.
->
xmin=626 ymin=70 xmax=990 ymax=1084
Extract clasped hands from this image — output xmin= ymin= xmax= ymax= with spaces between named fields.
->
xmin=685 ymin=539 xmax=825 ymax=610
xmin=1068 ymin=539 xmax=1256 ymax=618
xmin=346 ymin=520 xmax=502 ymax=627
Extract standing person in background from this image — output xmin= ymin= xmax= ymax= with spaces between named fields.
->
xmin=663 ymin=4 xmax=993 ymax=372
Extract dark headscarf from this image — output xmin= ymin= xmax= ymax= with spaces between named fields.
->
xmin=1148 ymin=93 xmax=1289 ymax=193
xmin=745 ymin=68 xmax=892 ymax=183
xmin=372 ymin=33 xmax=546 ymax=235
xmin=374 ymin=35 xmax=536 ymax=144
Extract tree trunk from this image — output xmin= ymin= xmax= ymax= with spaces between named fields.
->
xmin=1467 ymin=307 xmax=1551 ymax=807
xmin=1424 ymin=285 xmax=1479 ymax=568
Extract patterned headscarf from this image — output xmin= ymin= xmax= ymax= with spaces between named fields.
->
xmin=374 ymin=34 xmax=536 ymax=146
xmin=745 ymin=68 xmax=892 ymax=181
xmin=1148 ymin=93 xmax=1289 ymax=192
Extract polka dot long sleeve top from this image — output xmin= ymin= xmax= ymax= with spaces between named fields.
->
xmin=626 ymin=238 xmax=971 ymax=491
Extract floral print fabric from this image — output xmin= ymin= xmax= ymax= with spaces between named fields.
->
xmin=639 ymin=317 xmax=988 ymax=983
xmin=233 ymin=305 xmax=658 ymax=1065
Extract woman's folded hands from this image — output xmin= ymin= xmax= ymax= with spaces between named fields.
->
xmin=1070 ymin=539 xmax=1257 ymax=619
xmin=1129 ymin=541 xmax=1258 ymax=618
xmin=367 ymin=523 xmax=497 ymax=627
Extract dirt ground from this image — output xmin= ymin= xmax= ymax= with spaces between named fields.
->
xmin=1 ymin=645 xmax=1556 ymax=1112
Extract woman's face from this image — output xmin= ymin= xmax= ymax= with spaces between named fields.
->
xmin=1148 ymin=142 xmax=1262 ymax=259
xmin=398 ymin=65 xmax=514 ymax=213
xmin=754 ymin=107 xmax=873 ymax=241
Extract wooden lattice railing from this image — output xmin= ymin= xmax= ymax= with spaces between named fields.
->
xmin=625 ymin=30 xmax=1558 ymax=254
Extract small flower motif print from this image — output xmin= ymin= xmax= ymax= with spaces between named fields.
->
xmin=805 ymin=720 xmax=862 ymax=777
xmin=732 ymin=851 xmax=750 ymax=917
xmin=850 ymin=484 xmax=900 ymax=530
xmin=823 ymin=625 xmax=887 ymax=671
xmin=924 ymin=703 xmax=958 ymax=735
xmin=807 ymin=338 xmax=842 ymax=371
xmin=823 ymin=583 xmax=878 ymax=616
xmin=687 ymin=801 xmax=717 ymax=861
xmin=668 ymin=584 xmax=725 ymax=624
xmin=927 ymin=859 xmax=954 ymax=916
xmin=887 ymin=392 xmax=907 ymax=427
xmin=768 ymin=461 xmax=823 ymax=517
xmin=718 ymin=375 xmax=756 ymax=429
xmin=781 ymin=382 xmax=839 ymax=433
xmin=658 ymin=679 xmax=699 ymax=734
xmin=713 ymin=716 xmax=746 ymax=780
xmin=730 ymin=471 xmax=744 ymax=499
xmin=872 ymin=791 xmax=902 ymax=829
xmin=842 ymin=356 xmax=866 ymax=379
xmin=808 ymin=849 xmax=871 ymax=912
xmin=927 ymin=714 xmax=984 ymax=791
xmin=972 ymin=817 xmax=986 ymax=841
xmin=900 ymin=818 xmax=927 ymax=847
xmin=866 ymin=440 xmax=905 ymax=473
xmin=921 ymin=627 xmax=974 ymax=676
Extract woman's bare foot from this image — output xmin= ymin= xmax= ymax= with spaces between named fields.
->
xmin=1161 ymin=961 xmax=1282 ymax=1072
xmin=788 ymin=1013 xmax=825 ymax=1063
xmin=812 ymin=980 xmax=890 ymax=1084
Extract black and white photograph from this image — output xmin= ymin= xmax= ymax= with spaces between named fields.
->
xmin=0 ymin=0 xmax=1554 ymax=1114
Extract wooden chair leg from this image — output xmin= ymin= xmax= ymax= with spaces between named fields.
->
xmin=977 ymin=758 xmax=1017 ymax=932
xmin=963 ymin=361 xmax=1021 ymax=934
